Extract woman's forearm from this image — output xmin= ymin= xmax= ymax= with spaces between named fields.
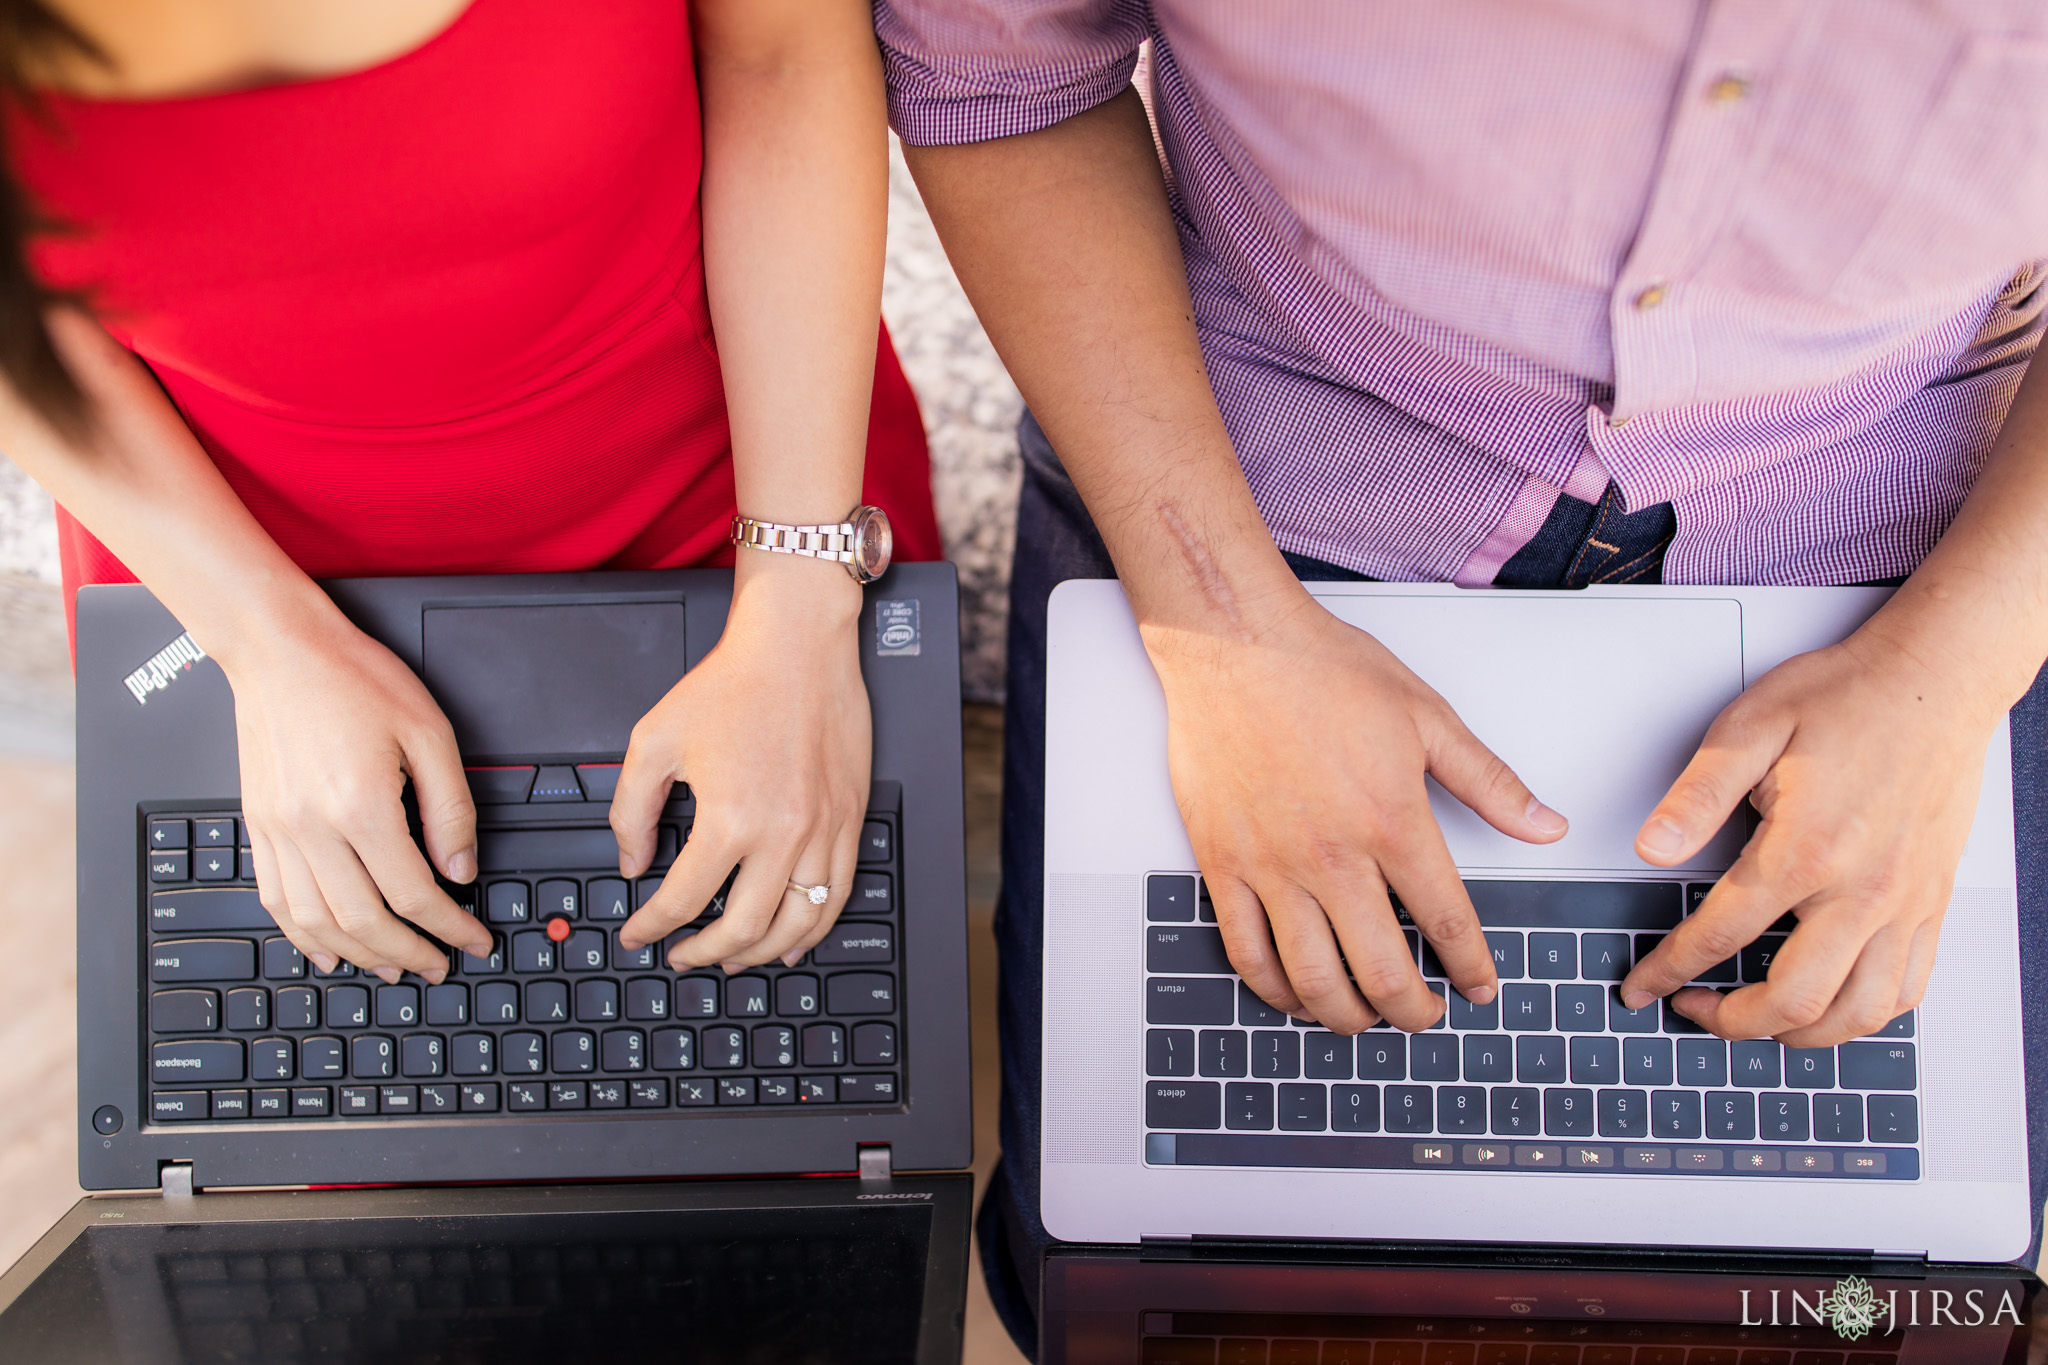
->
xmin=3 ymin=308 xmax=337 ymax=664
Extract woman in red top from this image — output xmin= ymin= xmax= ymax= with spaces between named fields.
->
xmin=3 ymin=0 xmax=940 ymax=982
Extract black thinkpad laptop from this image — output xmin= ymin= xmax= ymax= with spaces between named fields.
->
xmin=0 ymin=565 xmax=973 ymax=1362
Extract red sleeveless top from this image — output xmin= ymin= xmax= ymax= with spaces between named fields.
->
xmin=11 ymin=0 xmax=941 ymax=635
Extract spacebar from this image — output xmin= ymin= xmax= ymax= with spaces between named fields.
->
xmin=477 ymin=824 xmax=678 ymax=873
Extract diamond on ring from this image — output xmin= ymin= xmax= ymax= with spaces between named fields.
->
xmin=793 ymin=882 xmax=829 ymax=905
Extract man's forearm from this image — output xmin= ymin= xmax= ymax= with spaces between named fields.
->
xmin=903 ymin=91 xmax=1306 ymax=645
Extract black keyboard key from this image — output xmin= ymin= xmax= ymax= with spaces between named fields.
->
xmin=1705 ymin=1090 xmax=1756 ymax=1139
xmin=816 ymin=923 xmax=894 ymax=965
xmin=1624 ymin=1037 xmax=1673 ymax=1087
xmin=718 ymin=1078 xmax=756 ymax=1106
xmin=1678 ymin=1037 xmax=1728 ymax=1087
xmin=1238 ymin=981 xmax=1288 ymax=1028
xmin=150 ymin=938 xmax=256 ymax=983
xmin=337 ymin=1086 xmax=379 ymax=1115
xmin=375 ymin=984 xmax=420 ymax=1028
xmin=1516 ymin=1035 xmax=1566 ymax=1084
xmin=1302 ymin=1032 xmax=1350 ymax=1079
xmin=1543 ymin=1087 xmax=1594 ymax=1136
xmin=151 ymin=989 xmax=218 ymax=1034
xmin=1484 ymin=931 xmax=1524 ymax=979
xmin=300 ymin=1036 xmax=345 ymax=1079
xmin=1490 ymin=1086 xmax=1540 ymax=1135
xmin=838 ymin=1073 xmax=898 ymax=1104
xmin=237 ymin=850 xmax=256 ymax=880
xmin=424 ymin=983 xmax=468 ymax=1026
xmin=1783 ymin=1046 xmax=1833 ymax=1089
xmin=476 ymin=981 xmax=518 ymax=1024
xmin=561 ymin=929 xmax=607 ymax=973
xmin=631 ymin=1078 xmax=669 ymax=1107
xmin=1501 ymin=984 xmax=1551 ymax=1032
xmin=674 ymin=977 xmax=720 ymax=1018
xmin=1609 ymin=992 xmax=1658 ymax=1034
xmin=611 ymin=933 xmax=655 ymax=972
xmin=524 ymin=981 xmax=570 ymax=1024
xmin=1147 ymin=874 xmax=1198 ymax=922
xmin=510 ymin=931 xmax=555 ymax=973
xmin=849 ymin=872 xmax=893 ymax=916
xmin=1409 ymin=1034 xmax=1459 ymax=1082
xmin=1527 ymin=932 xmax=1576 ymax=979
xmin=757 ymin=1076 xmax=795 ymax=1105
xmin=1418 ymin=936 xmax=1448 ymax=979
xmin=421 ymin=1083 xmax=458 ymax=1114
xmin=1384 ymin=1085 xmax=1433 ymax=1134
xmin=1447 ymin=993 xmax=1498 ymax=1030
xmin=192 ymin=845 xmax=234 ymax=882
xmin=575 ymin=979 xmax=621 ymax=1023
xmin=149 ymin=818 xmax=189 ymax=851
xmin=150 ymin=888 xmax=270 ymax=933
xmin=1277 ymin=1082 xmax=1326 ymax=1131
xmin=258 ymin=937 xmax=304 ymax=981
xmin=149 ymin=851 xmax=189 ymax=883
xmin=1732 ymin=1039 xmax=1782 ymax=1088
xmin=1554 ymin=983 xmax=1605 ymax=1032
xmin=1331 ymin=1084 xmax=1380 ymax=1132
xmin=551 ymin=1029 xmax=595 ymax=1073
xmin=507 ymin=1081 xmax=546 ymax=1110
xmin=675 ymin=1078 xmax=715 ymax=1106
xmin=1569 ymin=1036 xmax=1620 ymax=1086
xmin=852 ymin=1022 xmax=897 ymax=1066
xmin=206 ymin=1090 xmax=246 ymax=1120
xmin=1146 ymin=924 xmax=1230 ymax=975
xmin=252 ymin=1087 xmax=288 ymax=1119
xmin=457 ymin=935 xmax=505 ymax=976
xmin=1759 ymin=1092 xmax=1809 ymax=1141
xmin=548 ymin=1081 xmax=588 ymax=1109
xmin=653 ymin=1027 xmax=697 ymax=1071
xmin=1148 ymin=1029 xmax=1195 ymax=1077
xmin=1454 ymin=1034 xmax=1507 ymax=1083
xmin=1839 ymin=1041 xmax=1917 ymax=1091
xmin=312 ymin=957 xmax=355 ymax=979
xmin=1740 ymin=934 xmax=1787 ymax=984
xmin=459 ymin=1082 xmax=500 ymax=1112
xmin=1869 ymin=1011 xmax=1916 ymax=1038
xmin=859 ymin=819 xmax=893 ymax=866
xmin=1199 ymin=1029 xmax=1248 ymax=1077
xmin=1355 ymin=1034 xmax=1405 ymax=1080
xmin=1661 ymin=999 xmax=1706 ymax=1035
xmin=1437 ymin=1085 xmax=1486 ymax=1134
xmin=503 ymin=1032 xmax=545 ymax=1074
xmin=1252 ymin=1030 xmax=1302 ymax=1079
xmin=486 ymin=881 xmax=531 ymax=925
xmin=728 ymin=976 xmax=773 ymax=1017
xmin=350 ymin=1034 xmax=394 ymax=1079
xmin=276 ymin=986 xmax=319 ymax=1030
xmin=1149 ymin=977 xmax=1233 ymax=1025
xmin=1597 ymin=1088 xmax=1649 ymax=1138
xmin=1652 ymin=1089 xmax=1703 ymax=1139
xmin=627 ymin=977 xmax=671 ymax=1021
xmin=802 ymin=1023 xmax=845 ymax=1068
xmin=397 ymin=1033 xmax=442 ymax=1077
xmin=603 ymin=1028 xmax=647 ymax=1072
xmin=703 ymin=1026 xmax=745 ymax=1069
xmin=1580 ymin=932 xmax=1631 ymax=982
xmin=1869 ymin=1094 xmax=1919 ymax=1143
xmin=152 ymin=1091 xmax=208 ymax=1121
xmin=1225 ymin=1081 xmax=1275 ymax=1130
xmin=536 ymin=878 xmax=579 ymax=920
xmin=752 ymin=1024 xmax=796 ymax=1069
xmin=1462 ymin=880 xmax=1682 ymax=929
xmin=775 ymin=974 xmax=820 ymax=1017
xmin=325 ymin=985 xmax=370 ymax=1029
xmin=193 ymin=817 xmax=234 ymax=850
xmin=586 ymin=877 xmax=631 ymax=922
xmin=1813 ymin=1092 xmax=1864 ymax=1142
xmin=152 ymin=1039 xmax=243 ymax=1084
xmin=451 ymin=1033 xmax=495 ymax=1076
xmin=249 ymin=1037 xmax=293 ymax=1081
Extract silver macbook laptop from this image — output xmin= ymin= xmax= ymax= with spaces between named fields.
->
xmin=1041 ymin=582 xmax=2029 ymax=1262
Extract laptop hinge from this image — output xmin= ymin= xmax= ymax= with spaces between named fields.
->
xmin=158 ymin=1161 xmax=195 ymax=1200
xmin=857 ymin=1145 xmax=893 ymax=1184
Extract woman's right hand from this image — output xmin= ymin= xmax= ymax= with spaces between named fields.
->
xmin=225 ymin=607 xmax=494 ymax=984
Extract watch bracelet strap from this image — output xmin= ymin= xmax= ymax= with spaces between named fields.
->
xmin=729 ymin=515 xmax=859 ymax=564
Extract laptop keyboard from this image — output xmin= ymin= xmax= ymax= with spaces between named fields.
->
xmin=140 ymin=779 xmax=904 ymax=1126
xmin=1142 ymin=875 xmax=1922 ymax=1181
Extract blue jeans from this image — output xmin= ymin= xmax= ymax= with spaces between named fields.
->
xmin=980 ymin=412 xmax=2048 ymax=1358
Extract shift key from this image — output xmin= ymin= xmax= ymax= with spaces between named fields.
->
xmin=151 ymin=938 xmax=256 ymax=982
xmin=1146 ymin=925 xmax=1232 ymax=975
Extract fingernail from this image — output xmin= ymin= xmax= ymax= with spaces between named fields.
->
xmin=1462 ymin=983 xmax=1497 ymax=1006
xmin=1524 ymin=797 xmax=1568 ymax=836
xmin=619 ymin=937 xmax=641 ymax=953
xmin=1639 ymin=817 xmax=1684 ymax=858
xmin=782 ymin=950 xmax=804 ymax=967
xmin=312 ymin=953 xmax=339 ymax=974
xmin=447 ymin=848 xmax=476 ymax=883
xmin=375 ymin=966 xmax=402 ymax=985
xmin=1288 ymin=1010 xmax=1316 ymax=1024
xmin=425 ymin=968 xmax=446 ymax=986
xmin=1622 ymin=989 xmax=1653 ymax=1011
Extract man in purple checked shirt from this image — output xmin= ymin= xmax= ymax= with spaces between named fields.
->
xmin=875 ymin=2 xmax=2048 ymax=1347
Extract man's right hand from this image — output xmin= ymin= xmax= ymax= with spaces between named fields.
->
xmin=1146 ymin=591 xmax=1569 ymax=1034
xmin=226 ymin=610 xmax=494 ymax=984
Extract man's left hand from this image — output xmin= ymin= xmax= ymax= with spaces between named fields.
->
xmin=1619 ymin=629 xmax=2007 ymax=1046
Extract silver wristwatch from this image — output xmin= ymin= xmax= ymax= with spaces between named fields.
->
xmin=729 ymin=504 xmax=893 ymax=584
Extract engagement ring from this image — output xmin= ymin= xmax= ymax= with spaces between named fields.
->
xmin=790 ymin=881 xmax=830 ymax=905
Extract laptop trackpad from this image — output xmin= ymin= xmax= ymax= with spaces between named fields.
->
xmin=1315 ymin=593 xmax=1747 ymax=873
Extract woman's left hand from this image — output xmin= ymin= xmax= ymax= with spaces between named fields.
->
xmin=614 ymin=552 xmax=870 ymax=971
xmin=1618 ymin=626 xmax=2009 ymax=1047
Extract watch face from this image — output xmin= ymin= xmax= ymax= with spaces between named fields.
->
xmin=853 ymin=506 xmax=893 ymax=582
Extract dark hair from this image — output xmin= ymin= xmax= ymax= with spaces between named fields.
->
xmin=0 ymin=0 xmax=99 ymax=434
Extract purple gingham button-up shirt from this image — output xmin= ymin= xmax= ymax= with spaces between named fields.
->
xmin=877 ymin=0 xmax=2048 ymax=585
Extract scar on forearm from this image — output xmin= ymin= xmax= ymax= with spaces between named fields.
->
xmin=1157 ymin=500 xmax=1248 ymax=637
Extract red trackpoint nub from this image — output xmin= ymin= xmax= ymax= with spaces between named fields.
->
xmin=545 ymin=916 xmax=572 ymax=943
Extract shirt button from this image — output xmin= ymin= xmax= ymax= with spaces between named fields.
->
xmin=1606 ymin=414 xmax=1631 ymax=430
xmin=1707 ymin=72 xmax=1752 ymax=104
xmin=1633 ymin=282 xmax=1667 ymax=311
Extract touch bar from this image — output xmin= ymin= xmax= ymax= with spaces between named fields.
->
xmin=1149 ymin=1132 xmax=1917 ymax=1179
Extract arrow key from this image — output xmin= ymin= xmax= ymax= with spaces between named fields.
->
xmin=196 ymin=819 xmax=235 ymax=847
xmin=194 ymin=848 xmax=234 ymax=882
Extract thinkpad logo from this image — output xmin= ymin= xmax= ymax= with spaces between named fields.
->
xmin=123 ymin=631 xmax=206 ymax=705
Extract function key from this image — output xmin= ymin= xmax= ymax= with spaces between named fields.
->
xmin=148 ymin=819 xmax=189 ymax=851
xmin=1147 ymin=874 xmax=1197 ymax=922
xmin=798 ymin=1076 xmax=836 ymax=1103
xmin=529 ymin=765 xmax=585 ymax=803
xmin=194 ymin=819 xmax=235 ymax=850
xmin=630 ymin=1078 xmax=669 ymax=1107
xmin=858 ymin=820 xmax=893 ymax=865
xmin=459 ymin=1082 xmax=500 ymax=1112
xmin=421 ymin=1084 xmax=458 ymax=1114
xmin=149 ymin=851 xmax=189 ymax=883
xmin=338 ymin=1087 xmax=379 ymax=1116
